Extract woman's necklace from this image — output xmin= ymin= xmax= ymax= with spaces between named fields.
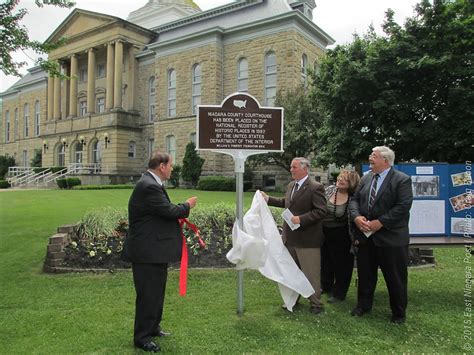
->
xmin=333 ymin=188 xmax=348 ymax=219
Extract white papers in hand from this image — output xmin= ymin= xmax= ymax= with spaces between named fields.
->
xmin=282 ymin=209 xmax=300 ymax=231
xmin=363 ymin=230 xmax=374 ymax=238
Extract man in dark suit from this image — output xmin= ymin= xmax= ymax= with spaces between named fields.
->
xmin=122 ymin=151 xmax=197 ymax=352
xmin=261 ymin=157 xmax=327 ymax=314
xmin=349 ymin=146 xmax=413 ymax=324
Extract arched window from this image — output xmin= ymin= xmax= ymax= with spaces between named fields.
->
xmin=168 ymin=69 xmax=176 ymax=118
xmin=264 ymin=52 xmax=277 ymax=106
xmin=23 ymin=103 xmax=29 ymax=137
xmin=92 ymin=140 xmax=102 ymax=164
xmin=5 ymin=111 xmax=10 ymax=143
xmin=301 ymin=53 xmax=308 ymax=85
xmin=128 ymin=141 xmax=136 ymax=159
xmin=35 ymin=100 xmax=41 ymax=136
xmin=237 ymin=58 xmax=248 ymax=92
xmin=192 ymin=64 xmax=201 ymax=115
xmin=74 ymin=142 xmax=83 ymax=164
xmin=149 ymin=76 xmax=156 ymax=122
xmin=166 ymin=135 xmax=176 ymax=162
xmin=147 ymin=138 xmax=154 ymax=159
xmin=58 ymin=144 xmax=65 ymax=166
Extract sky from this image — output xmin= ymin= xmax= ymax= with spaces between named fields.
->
xmin=0 ymin=0 xmax=421 ymax=92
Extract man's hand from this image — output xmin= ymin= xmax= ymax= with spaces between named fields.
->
xmin=260 ymin=191 xmax=269 ymax=203
xmin=354 ymin=216 xmax=370 ymax=233
xmin=186 ymin=197 xmax=198 ymax=209
xmin=367 ymin=219 xmax=383 ymax=232
xmin=291 ymin=215 xmax=300 ymax=225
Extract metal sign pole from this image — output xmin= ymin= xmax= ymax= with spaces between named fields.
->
xmin=235 ymin=156 xmax=245 ymax=315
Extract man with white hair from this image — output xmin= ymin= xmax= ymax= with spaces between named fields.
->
xmin=349 ymin=146 xmax=413 ymax=324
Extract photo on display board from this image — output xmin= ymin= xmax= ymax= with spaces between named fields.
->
xmin=411 ymin=175 xmax=440 ymax=198
xmin=451 ymin=171 xmax=472 ymax=187
xmin=449 ymin=192 xmax=472 ymax=213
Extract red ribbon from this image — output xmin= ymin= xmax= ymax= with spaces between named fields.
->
xmin=178 ymin=218 xmax=205 ymax=296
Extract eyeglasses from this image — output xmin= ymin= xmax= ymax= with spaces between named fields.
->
xmin=336 ymin=177 xmax=348 ymax=182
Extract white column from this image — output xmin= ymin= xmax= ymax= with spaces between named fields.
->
xmin=70 ymin=54 xmax=78 ymax=117
xmin=106 ymin=42 xmax=115 ymax=111
xmin=114 ymin=40 xmax=123 ymax=109
xmin=87 ymin=48 xmax=96 ymax=114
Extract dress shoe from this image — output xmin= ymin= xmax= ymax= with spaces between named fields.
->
xmin=350 ymin=307 xmax=370 ymax=317
xmin=390 ymin=315 xmax=406 ymax=324
xmin=134 ymin=341 xmax=161 ymax=352
xmin=309 ymin=306 xmax=325 ymax=315
xmin=327 ymin=296 xmax=344 ymax=304
xmin=152 ymin=330 xmax=171 ymax=337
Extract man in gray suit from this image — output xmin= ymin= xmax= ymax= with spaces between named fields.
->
xmin=122 ymin=151 xmax=197 ymax=352
xmin=262 ymin=157 xmax=327 ymax=314
xmin=349 ymin=146 xmax=413 ymax=324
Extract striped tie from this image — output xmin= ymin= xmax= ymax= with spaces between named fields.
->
xmin=368 ymin=174 xmax=380 ymax=210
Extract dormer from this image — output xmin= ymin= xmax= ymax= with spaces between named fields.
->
xmin=287 ymin=0 xmax=316 ymax=20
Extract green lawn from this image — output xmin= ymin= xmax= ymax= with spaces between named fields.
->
xmin=0 ymin=189 xmax=470 ymax=353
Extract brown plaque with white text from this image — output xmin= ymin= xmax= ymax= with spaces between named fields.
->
xmin=197 ymin=93 xmax=283 ymax=151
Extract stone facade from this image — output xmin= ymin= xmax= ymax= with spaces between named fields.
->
xmin=0 ymin=0 xmax=334 ymax=187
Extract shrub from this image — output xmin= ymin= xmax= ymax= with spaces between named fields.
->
xmin=0 ymin=155 xmax=15 ymax=179
xmin=50 ymin=166 xmax=66 ymax=174
xmin=0 ymin=180 xmax=11 ymax=189
xmin=66 ymin=178 xmax=81 ymax=188
xmin=33 ymin=167 xmax=49 ymax=174
xmin=57 ymin=177 xmax=81 ymax=189
xmin=57 ymin=178 xmax=67 ymax=189
xmin=169 ymin=164 xmax=181 ymax=188
xmin=182 ymin=142 xmax=204 ymax=187
xmin=31 ymin=149 xmax=42 ymax=167
xmin=197 ymin=176 xmax=235 ymax=191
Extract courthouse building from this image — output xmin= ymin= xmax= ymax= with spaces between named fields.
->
xmin=0 ymin=0 xmax=334 ymax=187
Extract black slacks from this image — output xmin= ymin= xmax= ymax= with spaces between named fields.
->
xmin=356 ymin=238 xmax=408 ymax=317
xmin=132 ymin=263 xmax=168 ymax=345
xmin=321 ymin=225 xmax=354 ymax=300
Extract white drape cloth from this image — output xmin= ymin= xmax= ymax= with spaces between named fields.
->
xmin=226 ymin=191 xmax=315 ymax=311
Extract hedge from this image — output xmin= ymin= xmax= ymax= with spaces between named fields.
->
xmin=57 ymin=177 xmax=81 ymax=189
xmin=73 ymin=184 xmax=134 ymax=190
xmin=197 ymin=176 xmax=252 ymax=191
xmin=0 ymin=180 xmax=11 ymax=189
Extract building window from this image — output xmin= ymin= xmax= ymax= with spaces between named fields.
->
xmin=147 ymin=138 xmax=154 ymax=159
xmin=79 ymin=101 xmax=87 ymax=116
xmin=22 ymin=150 xmax=28 ymax=167
xmin=92 ymin=140 xmax=102 ymax=164
xmin=96 ymin=64 xmax=105 ymax=78
xmin=23 ymin=103 xmax=29 ymax=138
xmin=237 ymin=58 xmax=248 ymax=92
xmin=166 ymin=135 xmax=176 ymax=162
xmin=96 ymin=97 xmax=105 ymax=113
xmin=14 ymin=108 xmax=18 ymax=140
xmin=301 ymin=53 xmax=308 ymax=85
xmin=79 ymin=68 xmax=87 ymax=82
xmin=168 ymin=69 xmax=176 ymax=118
xmin=192 ymin=64 xmax=201 ymax=115
xmin=128 ymin=141 xmax=136 ymax=158
xmin=74 ymin=142 xmax=83 ymax=164
xmin=149 ymin=76 xmax=156 ymax=122
xmin=190 ymin=132 xmax=196 ymax=146
xmin=5 ymin=111 xmax=10 ymax=143
xmin=35 ymin=101 xmax=40 ymax=136
xmin=58 ymin=144 xmax=65 ymax=166
xmin=264 ymin=51 xmax=277 ymax=106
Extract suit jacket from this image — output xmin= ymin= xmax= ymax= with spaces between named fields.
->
xmin=349 ymin=168 xmax=413 ymax=247
xmin=122 ymin=171 xmax=190 ymax=264
xmin=268 ymin=177 xmax=327 ymax=248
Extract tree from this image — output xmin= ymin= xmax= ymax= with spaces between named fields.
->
xmin=0 ymin=0 xmax=75 ymax=77
xmin=181 ymin=142 xmax=204 ymax=188
xmin=312 ymin=0 xmax=474 ymax=166
xmin=31 ymin=149 xmax=42 ymax=167
xmin=0 ymin=155 xmax=16 ymax=179
xmin=250 ymin=85 xmax=323 ymax=171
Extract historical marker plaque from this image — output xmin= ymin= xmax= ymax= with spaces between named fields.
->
xmin=197 ymin=93 xmax=283 ymax=152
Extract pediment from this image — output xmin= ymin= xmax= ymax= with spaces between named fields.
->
xmin=47 ymin=9 xmax=121 ymax=43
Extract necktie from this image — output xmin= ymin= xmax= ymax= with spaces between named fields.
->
xmin=291 ymin=182 xmax=299 ymax=200
xmin=368 ymin=174 xmax=380 ymax=210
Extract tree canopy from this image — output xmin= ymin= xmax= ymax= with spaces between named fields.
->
xmin=0 ymin=0 xmax=75 ymax=77
xmin=311 ymin=0 xmax=473 ymax=166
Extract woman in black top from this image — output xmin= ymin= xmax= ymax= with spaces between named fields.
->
xmin=321 ymin=170 xmax=360 ymax=303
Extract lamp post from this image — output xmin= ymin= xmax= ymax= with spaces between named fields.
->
xmin=43 ymin=140 xmax=49 ymax=154
xmin=104 ymin=133 xmax=111 ymax=148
